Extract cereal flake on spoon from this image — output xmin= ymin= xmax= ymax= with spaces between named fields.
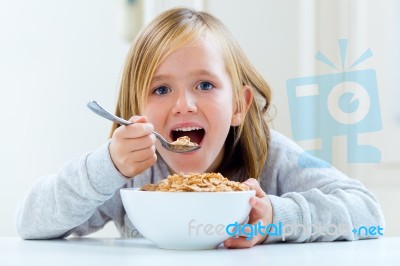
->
xmin=170 ymin=136 xmax=199 ymax=151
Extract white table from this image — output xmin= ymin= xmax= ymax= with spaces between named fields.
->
xmin=1 ymin=237 xmax=399 ymax=266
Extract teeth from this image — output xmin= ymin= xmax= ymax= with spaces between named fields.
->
xmin=173 ymin=126 xmax=203 ymax=132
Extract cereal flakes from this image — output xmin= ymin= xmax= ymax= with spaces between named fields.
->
xmin=140 ymin=173 xmax=251 ymax=192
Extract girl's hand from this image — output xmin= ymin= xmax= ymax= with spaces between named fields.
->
xmin=224 ymin=178 xmax=273 ymax=248
xmin=109 ymin=116 xmax=157 ymax=178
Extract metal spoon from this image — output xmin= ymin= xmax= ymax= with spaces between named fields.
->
xmin=87 ymin=100 xmax=201 ymax=153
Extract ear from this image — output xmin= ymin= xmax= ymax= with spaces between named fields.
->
xmin=231 ymin=85 xmax=253 ymax=126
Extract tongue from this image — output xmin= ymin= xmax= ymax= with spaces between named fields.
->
xmin=174 ymin=130 xmax=204 ymax=145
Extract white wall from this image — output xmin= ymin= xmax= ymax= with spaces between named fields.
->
xmin=0 ymin=0 xmax=130 ymax=236
xmin=1 ymin=0 xmax=399 ymax=237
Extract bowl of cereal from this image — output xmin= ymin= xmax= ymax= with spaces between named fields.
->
xmin=120 ymin=173 xmax=255 ymax=250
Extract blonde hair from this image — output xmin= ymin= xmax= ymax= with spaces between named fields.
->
xmin=111 ymin=7 xmax=271 ymax=181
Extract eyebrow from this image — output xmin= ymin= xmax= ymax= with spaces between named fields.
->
xmin=190 ymin=69 xmax=219 ymax=78
xmin=151 ymin=69 xmax=219 ymax=82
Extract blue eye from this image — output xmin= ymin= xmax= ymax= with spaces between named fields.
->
xmin=197 ymin=81 xmax=214 ymax=91
xmin=153 ymin=86 xmax=171 ymax=95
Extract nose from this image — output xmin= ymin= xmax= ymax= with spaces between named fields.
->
xmin=171 ymin=90 xmax=197 ymax=115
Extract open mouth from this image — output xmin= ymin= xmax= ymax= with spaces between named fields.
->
xmin=170 ymin=127 xmax=205 ymax=145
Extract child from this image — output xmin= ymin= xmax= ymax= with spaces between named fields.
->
xmin=16 ymin=7 xmax=384 ymax=248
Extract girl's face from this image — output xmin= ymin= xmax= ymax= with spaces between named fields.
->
xmin=144 ymin=39 xmax=238 ymax=174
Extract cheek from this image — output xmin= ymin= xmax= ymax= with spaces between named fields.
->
xmin=144 ymin=96 xmax=171 ymax=119
xmin=207 ymin=93 xmax=234 ymax=118
xmin=203 ymin=102 xmax=233 ymax=134
xmin=142 ymin=105 xmax=161 ymax=125
xmin=143 ymin=96 xmax=164 ymax=117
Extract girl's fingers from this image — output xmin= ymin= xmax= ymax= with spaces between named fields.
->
xmin=127 ymin=153 xmax=157 ymax=176
xmin=224 ymin=236 xmax=257 ymax=249
xmin=109 ymin=115 xmax=157 ymax=177
xmin=224 ymin=223 xmax=265 ymax=248
xmin=128 ymin=115 xmax=148 ymax=123
xmin=249 ymin=196 xmax=270 ymax=222
xmin=126 ymin=134 xmax=156 ymax=152
xmin=244 ymin=178 xmax=267 ymax=198
xmin=223 ymin=183 xmax=274 ymax=249
xmin=113 ymin=116 xmax=154 ymax=140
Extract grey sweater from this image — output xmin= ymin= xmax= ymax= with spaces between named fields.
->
xmin=15 ymin=130 xmax=385 ymax=242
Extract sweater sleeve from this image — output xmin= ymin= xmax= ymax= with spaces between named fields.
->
xmin=261 ymin=131 xmax=385 ymax=243
xmin=15 ymin=141 xmax=129 ymax=239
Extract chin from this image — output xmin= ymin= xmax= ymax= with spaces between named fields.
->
xmin=159 ymin=145 xmax=223 ymax=174
xmin=169 ymin=162 xmax=209 ymax=174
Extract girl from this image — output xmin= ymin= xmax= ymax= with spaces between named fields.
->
xmin=16 ymin=7 xmax=384 ymax=248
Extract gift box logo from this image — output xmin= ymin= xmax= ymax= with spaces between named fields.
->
xmin=286 ymin=39 xmax=382 ymax=168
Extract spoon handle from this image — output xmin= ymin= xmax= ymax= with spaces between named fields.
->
xmin=87 ymin=100 xmax=132 ymax=126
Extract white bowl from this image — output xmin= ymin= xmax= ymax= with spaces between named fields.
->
xmin=120 ymin=188 xmax=255 ymax=250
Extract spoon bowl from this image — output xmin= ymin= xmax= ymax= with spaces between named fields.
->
xmin=87 ymin=100 xmax=201 ymax=153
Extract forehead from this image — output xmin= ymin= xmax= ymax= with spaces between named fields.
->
xmin=153 ymin=39 xmax=227 ymax=77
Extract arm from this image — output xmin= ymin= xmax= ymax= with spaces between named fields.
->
xmin=15 ymin=142 xmax=128 ymax=239
xmin=15 ymin=116 xmax=157 ymax=239
xmin=262 ymin=131 xmax=385 ymax=243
